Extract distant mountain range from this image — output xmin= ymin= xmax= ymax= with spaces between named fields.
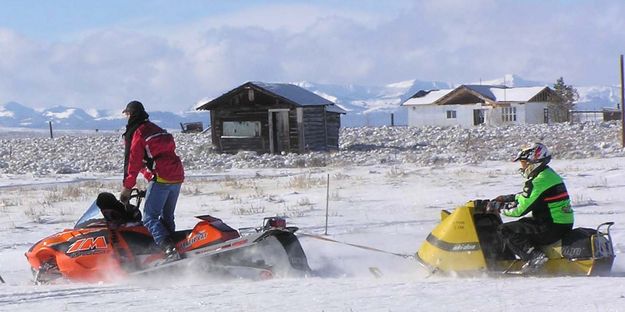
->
xmin=0 ymin=102 xmax=208 ymax=131
xmin=0 ymin=74 xmax=620 ymax=130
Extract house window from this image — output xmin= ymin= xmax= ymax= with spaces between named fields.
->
xmin=502 ymin=107 xmax=517 ymax=122
xmin=446 ymin=110 xmax=457 ymax=119
xmin=222 ymin=121 xmax=261 ymax=138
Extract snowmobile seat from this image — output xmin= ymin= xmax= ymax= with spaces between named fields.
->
xmin=561 ymin=227 xmax=597 ymax=259
xmin=538 ymin=228 xmax=598 ymax=259
xmin=96 ymin=192 xmax=142 ymax=226
xmin=529 ymin=228 xmax=606 ymax=260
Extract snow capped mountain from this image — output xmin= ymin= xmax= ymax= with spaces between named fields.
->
xmin=475 ymin=74 xmax=621 ymax=111
xmin=576 ymin=85 xmax=621 ymax=111
xmin=471 ymin=74 xmax=548 ymax=87
xmin=41 ymin=106 xmax=99 ymax=129
xmin=0 ymin=102 xmax=207 ymax=131
xmin=0 ymin=102 xmax=47 ymax=127
xmin=295 ymin=79 xmax=450 ymax=126
xmin=0 ymin=75 xmax=620 ymax=130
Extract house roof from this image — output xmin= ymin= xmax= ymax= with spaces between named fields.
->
xmin=493 ymin=86 xmax=551 ymax=102
xmin=403 ymin=85 xmax=553 ymax=106
xmin=465 ymin=85 xmax=550 ymax=102
xmin=402 ymin=89 xmax=454 ymax=105
xmin=197 ymin=81 xmax=345 ymax=113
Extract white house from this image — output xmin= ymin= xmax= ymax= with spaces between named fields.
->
xmin=402 ymin=85 xmax=559 ymax=127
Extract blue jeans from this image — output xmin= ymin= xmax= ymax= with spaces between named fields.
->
xmin=143 ymin=181 xmax=181 ymax=247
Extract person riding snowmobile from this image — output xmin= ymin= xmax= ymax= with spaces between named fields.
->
xmin=120 ymin=100 xmax=185 ymax=261
xmin=488 ymin=142 xmax=574 ymax=272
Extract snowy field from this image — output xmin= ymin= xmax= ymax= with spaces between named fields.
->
xmin=2 ymin=124 xmax=625 ymax=311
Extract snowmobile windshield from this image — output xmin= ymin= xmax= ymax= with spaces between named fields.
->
xmin=74 ymin=200 xmax=106 ymax=229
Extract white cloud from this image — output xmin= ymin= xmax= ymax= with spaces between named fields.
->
xmin=0 ymin=1 xmax=624 ymax=112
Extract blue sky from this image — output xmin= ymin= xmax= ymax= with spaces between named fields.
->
xmin=0 ymin=0 xmax=623 ymax=112
xmin=0 ymin=0 xmax=409 ymax=41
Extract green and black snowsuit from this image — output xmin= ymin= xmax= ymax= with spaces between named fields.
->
xmin=498 ymin=166 xmax=574 ymax=260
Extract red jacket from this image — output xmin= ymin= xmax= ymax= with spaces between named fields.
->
xmin=123 ymin=122 xmax=184 ymax=189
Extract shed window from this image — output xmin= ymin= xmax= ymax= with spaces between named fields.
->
xmin=222 ymin=121 xmax=261 ymax=138
xmin=502 ymin=107 xmax=517 ymax=122
xmin=446 ymin=110 xmax=457 ymax=119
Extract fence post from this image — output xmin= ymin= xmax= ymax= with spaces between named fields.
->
xmin=620 ymin=54 xmax=625 ymax=147
xmin=324 ymin=173 xmax=330 ymax=235
xmin=391 ymin=113 xmax=395 ymax=127
xmin=48 ymin=121 xmax=53 ymax=139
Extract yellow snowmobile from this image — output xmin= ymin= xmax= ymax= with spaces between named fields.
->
xmin=416 ymin=200 xmax=615 ymax=276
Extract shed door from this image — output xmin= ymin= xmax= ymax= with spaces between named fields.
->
xmin=269 ymin=109 xmax=290 ymax=154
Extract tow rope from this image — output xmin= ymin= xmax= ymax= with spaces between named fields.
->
xmin=298 ymin=233 xmax=415 ymax=260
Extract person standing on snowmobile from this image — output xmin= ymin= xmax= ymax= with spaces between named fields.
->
xmin=489 ymin=142 xmax=573 ymax=272
xmin=120 ymin=100 xmax=185 ymax=261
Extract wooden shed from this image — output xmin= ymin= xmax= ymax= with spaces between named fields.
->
xmin=196 ymin=81 xmax=345 ymax=154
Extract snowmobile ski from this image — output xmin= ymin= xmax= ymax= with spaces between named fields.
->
xmin=131 ymin=228 xmax=301 ymax=278
xmin=200 ymin=264 xmax=274 ymax=280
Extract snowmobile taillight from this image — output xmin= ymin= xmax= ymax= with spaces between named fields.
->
xmin=264 ymin=217 xmax=286 ymax=229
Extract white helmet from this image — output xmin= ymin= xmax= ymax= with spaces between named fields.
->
xmin=514 ymin=143 xmax=551 ymax=177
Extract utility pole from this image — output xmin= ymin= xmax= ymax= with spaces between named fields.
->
xmin=621 ymin=55 xmax=624 ymax=147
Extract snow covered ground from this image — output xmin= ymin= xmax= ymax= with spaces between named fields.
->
xmin=2 ymin=124 xmax=625 ymax=311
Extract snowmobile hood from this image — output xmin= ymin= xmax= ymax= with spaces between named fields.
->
xmin=27 ymin=228 xmax=106 ymax=253
xmin=416 ymin=201 xmax=487 ymax=273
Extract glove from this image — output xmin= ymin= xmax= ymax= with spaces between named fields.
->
xmin=120 ymin=187 xmax=132 ymax=203
xmin=493 ymin=194 xmax=516 ymax=203
xmin=486 ymin=200 xmax=504 ymax=214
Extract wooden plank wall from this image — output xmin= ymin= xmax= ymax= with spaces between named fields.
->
xmin=302 ymin=106 xmax=328 ymax=151
xmin=211 ymin=104 xmax=340 ymax=154
xmin=213 ymin=109 xmax=269 ymax=153
xmin=326 ymin=112 xmax=341 ymax=149
xmin=288 ymin=109 xmax=300 ymax=152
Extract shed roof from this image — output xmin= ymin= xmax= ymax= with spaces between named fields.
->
xmin=251 ymin=81 xmax=334 ymax=106
xmin=197 ymin=81 xmax=344 ymax=113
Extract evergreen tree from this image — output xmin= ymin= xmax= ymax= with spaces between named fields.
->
xmin=549 ymin=77 xmax=579 ymax=122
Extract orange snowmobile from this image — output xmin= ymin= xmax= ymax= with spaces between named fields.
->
xmin=25 ymin=190 xmax=311 ymax=284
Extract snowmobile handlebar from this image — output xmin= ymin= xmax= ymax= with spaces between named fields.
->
xmin=485 ymin=200 xmax=516 ymax=214
xmin=473 ymin=199 xmax=516 ymax=214
xmin=124 ymin=189 xmax=146 ymax=209
xmin=129 ymin=189 xmax=146 ymax=199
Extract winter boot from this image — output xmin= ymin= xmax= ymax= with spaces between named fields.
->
xmin=520 ymin=248 xmax=547 ymax=273
xmin=161 ymin=240 xmax=181 ymax=262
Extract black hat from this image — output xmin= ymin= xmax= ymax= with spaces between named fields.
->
xmin=122 ymin=100 xmax=145 ymax=114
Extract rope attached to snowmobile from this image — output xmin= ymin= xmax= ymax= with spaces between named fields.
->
xmin=298 ymin=233 xmax=416 ymax=260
